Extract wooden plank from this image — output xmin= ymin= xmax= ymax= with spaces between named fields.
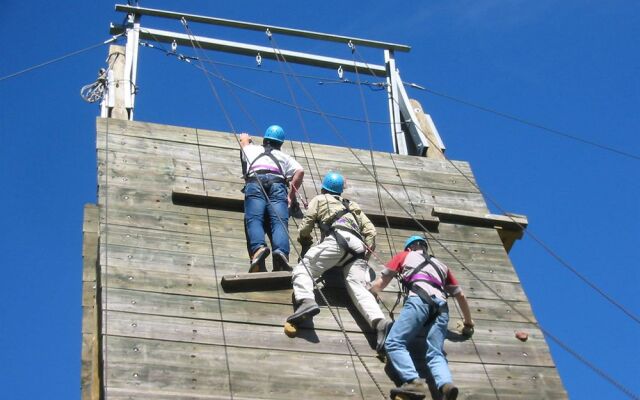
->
xmin=99 ymin=263 xmax=536 ymax=324
xmin=96 ymin=146 xmax=481 ymax=194
xmin=96 ymin=121 xmax=490 ymax=216
xmin=433 ymin=206 xmax=528 ymax=231
xmin=97 ymin=218 xmax=520 ymax=279
xmin=172 ymin=187 xmax=441 ymax=230
xmin=102 ymin=336 xmax=564 ymax=399
xmin=99 ymin=241 xmax=526 ymax=299
xmin=97 ymin=118 xmax=478 ymax=180
xmin=95 ymin=143 xmax=491 ymax=215
xmin=97 ymin=187 xmax=505 ymax=246
xmin=103 ymin=288 xmax=548 ymax=364
xmin=95 ymin=128 xmax=484 ymax=195
xmin=81 ymin=204 xmax=100 ymax=400
xmin=220 ymin=271 xmax=292 ymax=292
xmin=103 ymin=309 xmax=553 ymax=366
xmin=103 ymin=336 xmax=391 ymax=399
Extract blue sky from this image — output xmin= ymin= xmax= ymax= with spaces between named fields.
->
xmin=1 ymin=1 xmax=638 ymax=399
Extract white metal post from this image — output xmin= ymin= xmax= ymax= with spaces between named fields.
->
xmin=123 ymin=13 xmax=140 ymax=120
xmin=385 ymin=50 xmax=406 ymax=155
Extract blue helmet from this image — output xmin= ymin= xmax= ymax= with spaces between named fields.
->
xmin=264 ymin=125 xmax=285 ymax=143
xmin=322 ymin=172 xmax=344 ymax=194
xmin=404 ymin=235 xmax=427 ymax=250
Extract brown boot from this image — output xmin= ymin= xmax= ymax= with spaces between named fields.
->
xmin=441 ymin=383 xmax=458 ymax=400
xmin=400 ymin=378 xmax=427 ymax=394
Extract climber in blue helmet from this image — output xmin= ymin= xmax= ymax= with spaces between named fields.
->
xmin=286 ymin=171 xmax=391 ymax=353
xmin=239 ymin=125 xmax=305 ymax=273
xmin=370 ymin=235 xmax=475 ymax=400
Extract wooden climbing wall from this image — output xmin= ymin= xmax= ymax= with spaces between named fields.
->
xmin=81 ymin=118 xmax=567 ymax=399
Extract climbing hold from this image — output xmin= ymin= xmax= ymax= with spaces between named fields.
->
xmin=515 ymin=330 xmax=529 ymax=342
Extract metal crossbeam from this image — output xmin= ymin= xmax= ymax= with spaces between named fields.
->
xmin=115 ymin=4 xmax=410 ymax=53
xmin=110 ymin=25 xmax=387 ymax=75
xmin=108 ymin=5 xmax=442 ymax=156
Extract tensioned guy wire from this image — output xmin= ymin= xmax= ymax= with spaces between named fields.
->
xmin=0 ymin=34 xmax=124 ymax=82
xmin=138 ymin=29 xmax=637 ymax=399
xmin=351 ymin=47 xmax=640 ymax=327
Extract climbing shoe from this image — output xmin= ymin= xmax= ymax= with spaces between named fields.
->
xmin=249 ymin=246 xmax=270 ymax=273
xmin=441 ymin=383 xmax=459 ymax=400
xmin=375 ymin=318 xmax=393 ymax=353
xmin=396 ymin=379 xmax=427 ymax=396
xmin=286 ymin=299 xmax=320 ymax=325
xmin=272 ymin=251 xmax=292 ymax=272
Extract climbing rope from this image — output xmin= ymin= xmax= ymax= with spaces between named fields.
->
xmin=137 ymin=24 xmax=638 ymax=399
xmin=350 ymin=47 xmax=640 ymax=327
xmin=350 ymin=41 xmax=398 ymax=255
xmin=179 ymin=20 xmax=388 ymax=399
xmin=266 ymin=34 xmax=322 ymax=197
xmin=349 ymin=43 xmax=497 ymax=394
xmin=343 ymin=46 xmax=638 ymax=398
xmin=261 ymin=37 xmax=640 ymax=399
xmin=267 ymin=33 xmax=393 ymax=398
xmin=102 ymin=103 xmax=111 ymax=392
xmin=194 ymin=127 xmax=236 ymax=400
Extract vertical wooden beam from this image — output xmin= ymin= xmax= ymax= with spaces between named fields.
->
xmin=100 ymin=45 xmax=128 ymax=120
xmin=80 ymin=204 xmax=101 ymax=400
xmin=410 ymin=99 xmax=446 ymax=160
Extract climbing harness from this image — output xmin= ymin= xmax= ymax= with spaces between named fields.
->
xmin=241 ymin=143 xmax=287 ymax=191
xmin=315 ymin=195 xmax=367 ymax=267
xmin=400 ymin=253 xmax=447 ymax=324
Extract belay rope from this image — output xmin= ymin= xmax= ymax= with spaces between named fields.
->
xmin=181 ymin=20 xmax=386 ymax=399
xmin=142 ymin=18 xmax=640 ymax=400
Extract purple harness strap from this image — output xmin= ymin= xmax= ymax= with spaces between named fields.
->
xmin=404 ymin=273 xmax=443 ymax=289
xmin=249 ymin=164 xmax=282 ymax=174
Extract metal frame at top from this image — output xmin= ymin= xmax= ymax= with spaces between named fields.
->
xmin=104 ymin=4 xmax=443 ymax=157
xmin=115 ymin=4 xmax=411 ymax=53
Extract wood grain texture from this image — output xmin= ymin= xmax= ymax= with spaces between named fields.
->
xmin=92 ymin=118 xmax=565 ymax=399
xmin=81 ymin=204 xmax=101 ymax=400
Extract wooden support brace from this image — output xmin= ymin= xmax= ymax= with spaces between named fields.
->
xmin=221 ymin=271 xmax=292 ymax=292
xmin=432 ymin=206 xmax=528 ymax=253
xmin=432 ymin=206 xmax=528 ymax=230
xmin=172 ymin=187 xmax=440 ymax=229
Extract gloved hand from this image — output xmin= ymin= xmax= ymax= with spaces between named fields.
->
xmin=462 ymin=321 xmax=475 ymax=337
xmin=456 ymin=320 xmax=474 ymax=337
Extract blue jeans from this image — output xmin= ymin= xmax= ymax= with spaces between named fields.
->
xmin=244 ymin=180 xmax=290 ymax=256
xmin=385 ymin=295 xmax=452 ymax=389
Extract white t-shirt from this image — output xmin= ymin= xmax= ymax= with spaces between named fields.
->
xmin=242 ymin=143 xmax=303 ymax=179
